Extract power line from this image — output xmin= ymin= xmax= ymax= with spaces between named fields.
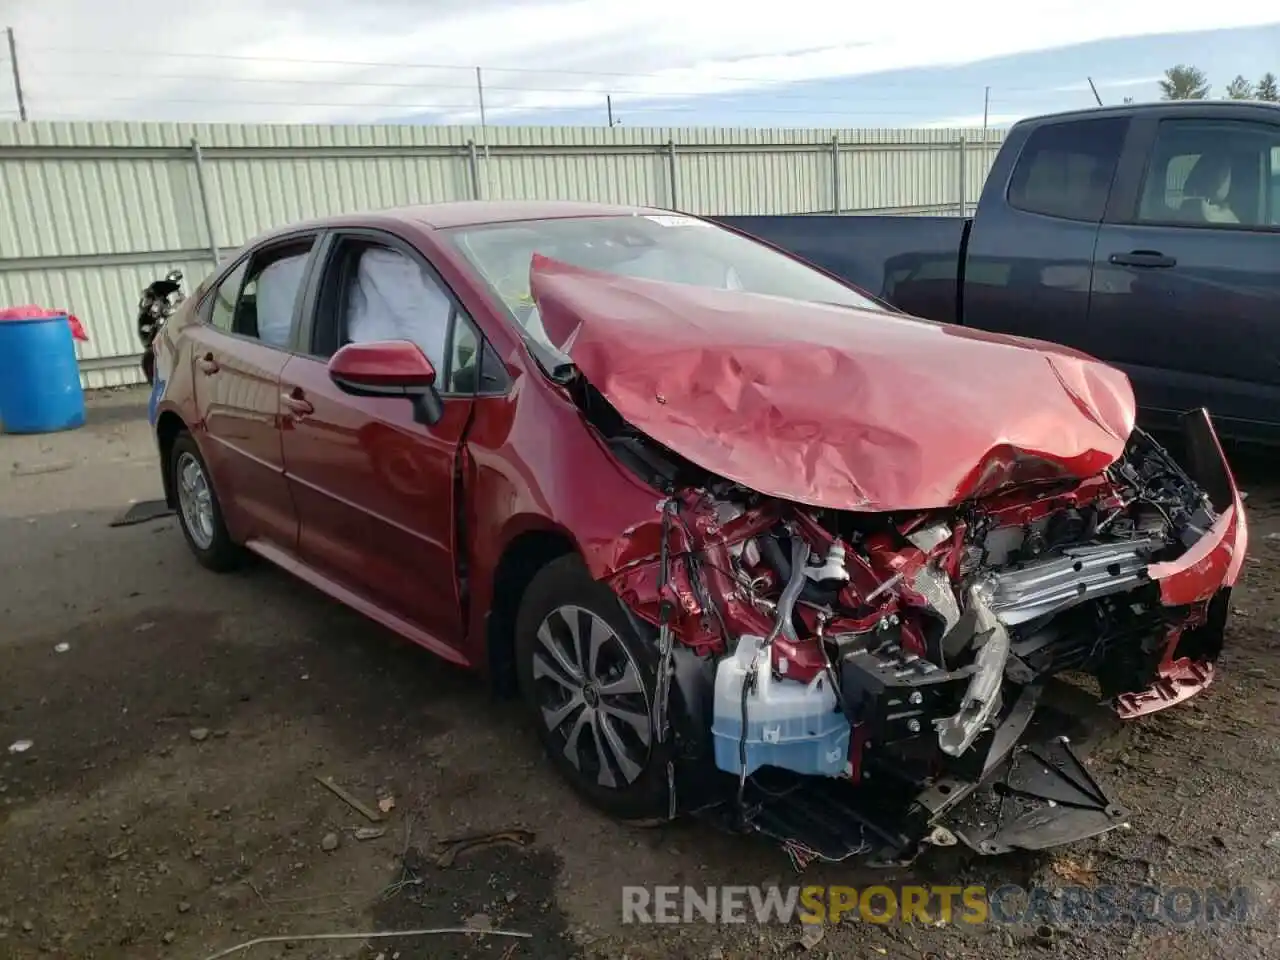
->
xmin=19 ymin=42 xmax=1068 ymax=94
xmin=30 ymin=95 xmax=482 ymax=111
xmin=15 ymin=73 xmax=1098 ymax=120
xmin=18 ymin=44 xmax=947 ymax=88
xmin=20 ymin=89 xmax=1031 ymax=119
xmin=22 ymin=68 xmax=1019 ymax=105
xmin=0 ymin=38 xmax=1121 ymax=128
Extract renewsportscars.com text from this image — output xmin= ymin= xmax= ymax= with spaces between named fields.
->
xmin=621 ymin=883 xmax=1251 ymax=927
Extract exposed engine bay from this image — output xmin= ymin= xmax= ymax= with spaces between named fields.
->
xmin=581 ymin=379 xmax=1241 ymax=864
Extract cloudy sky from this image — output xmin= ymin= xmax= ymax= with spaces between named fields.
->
xmin=1 ymin=2 xmax=1277 ymax=128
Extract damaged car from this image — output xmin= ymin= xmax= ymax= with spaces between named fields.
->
xmin=148 ymin=201 xmax=1247 ymax=865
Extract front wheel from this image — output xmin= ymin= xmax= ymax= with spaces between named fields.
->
xmin=515 ymin=555 xmax=674 ymax=821
xmin=169 ymin=431 xmax=243 ymax=572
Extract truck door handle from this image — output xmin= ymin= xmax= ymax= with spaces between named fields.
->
xmin=1109 ymin=250 xmax=1177 ymax=268
xmin=197 ymin=352 xmax=220 ymax=375
xmin=281 ymin=389 xmax=314 ymax=417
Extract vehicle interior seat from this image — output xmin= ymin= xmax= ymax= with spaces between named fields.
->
xmin=1178 ymin=152 xmax=1240 ymax=224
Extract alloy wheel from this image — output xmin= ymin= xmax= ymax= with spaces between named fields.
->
xmin=531 ymin=604 xmax=653 ymax=788
xmin=176 ymin=451 xmax=216 ymax=551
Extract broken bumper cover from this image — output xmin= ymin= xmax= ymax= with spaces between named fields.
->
xmin=946 ymin=734 xmax=1127 ymax=856
xmin=1119 ymin=409 xmax=1248 ymax=719
xmin=729 ymin=687 xmax=1129 ymax=863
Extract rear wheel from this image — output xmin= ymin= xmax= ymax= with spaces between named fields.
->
xmin=169 ymin=431 xmax=243 ymax=572
xmin=515 ymin=555 xmax=673 ymax=820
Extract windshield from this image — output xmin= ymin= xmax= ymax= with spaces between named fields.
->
xmin=443 ymin=213 xmax=885 ymax=351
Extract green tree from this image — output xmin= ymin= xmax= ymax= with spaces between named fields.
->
xmin=1258 ymin=72 xmax=1279 ymax=101
xmin=1160 ymin=64 xmax=1210 ymax=99
xmin=1225 ymin=75 xmax=1254 ymax=99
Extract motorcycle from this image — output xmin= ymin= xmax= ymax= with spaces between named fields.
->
xmin=137 ymin=269 xmax=186 ymax=385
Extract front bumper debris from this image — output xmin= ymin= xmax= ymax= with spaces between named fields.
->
xmin=947 ymin=734 xmax=1127 ymax=855
xmin=705 ymin=686 xmax=1128 ymax=867
xmin=1115 ymin=409 xmax=1247 ymax=719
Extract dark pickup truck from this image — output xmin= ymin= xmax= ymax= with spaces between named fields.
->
xmin=717 ymin=101 xmax=1280 ymax=444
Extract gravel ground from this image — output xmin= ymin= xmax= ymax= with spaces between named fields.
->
xmin=2 ymin=387 xmax=1278 ymax=960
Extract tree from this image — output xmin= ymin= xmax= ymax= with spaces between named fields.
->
xmin=1225 ymin=75 xmax=1254 ymax=99
xmin=1258 ymin=72 xmax=1279 ymax=102
xmin=1159 ymin=64 xmax=1210 ymax=99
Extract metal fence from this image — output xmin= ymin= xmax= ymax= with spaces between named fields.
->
xmin=0 ymin=121 xmax=1005 ymax=388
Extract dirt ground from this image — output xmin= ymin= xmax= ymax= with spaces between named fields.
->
xmin=2 ymin=387 xmax=1279 ymax=960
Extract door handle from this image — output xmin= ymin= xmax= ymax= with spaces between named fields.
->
xmin=197 ymin=352 xmax=220 ymax=375
xmin=1109 ymin=250 xmax=1177 ymax=268
xmin=281 ymin=389 xmax=314 ymax=417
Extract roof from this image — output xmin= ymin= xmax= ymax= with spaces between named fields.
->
xmin=395 ymin=200 xmax=671 ymax=229
xmin=1014 ymin=99 xmax=1280 ymax=127
xmin=242 ymin=199 xmax=676 ymax=249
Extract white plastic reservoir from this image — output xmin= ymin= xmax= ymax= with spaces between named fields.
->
xmin=711 ymin=635 xmax=850 ymax=778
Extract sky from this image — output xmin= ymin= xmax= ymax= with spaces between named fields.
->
xmin=0 ymin=2 xmax=1277 ymax=129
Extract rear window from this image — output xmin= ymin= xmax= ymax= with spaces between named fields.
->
xmin=1007 ymin=117 xmax=1128 ymax=223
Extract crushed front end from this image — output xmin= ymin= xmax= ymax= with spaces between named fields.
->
xmin=599 ymin=409 xmax=1246 ymax=864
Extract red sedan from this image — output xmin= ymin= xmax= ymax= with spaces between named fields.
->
xmin=149 ymin=201 xmax=1246 ymax=862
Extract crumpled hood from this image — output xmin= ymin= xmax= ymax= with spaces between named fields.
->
xmin=529 ymin=255 xmax=1137 ymax=512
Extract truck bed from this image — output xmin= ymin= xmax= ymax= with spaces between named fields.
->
xmin=713 ymin=215 xmax=970 ymax=326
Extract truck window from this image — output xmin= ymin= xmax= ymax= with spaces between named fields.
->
xmin=1273 ymin=146 xmax=1280 ymax=224
xmin=1136 ymin=119 xmax=1280 ymax=229
xmin=1006 ymin=118 xmax=1127 ymax=223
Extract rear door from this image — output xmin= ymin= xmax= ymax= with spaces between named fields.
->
xmin=962 ymin=115 xmax=1128 ymax=354
xmin=186 ymin=234 xmax=318 ymax=550
xmin=1090 ymin=107 xmax=1280 ymax=439
xmin=278 ymin=229 xmax=502 ymax=655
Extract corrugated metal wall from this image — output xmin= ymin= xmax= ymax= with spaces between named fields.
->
xmin=0 ymin=121 xmax=1005 ymax=388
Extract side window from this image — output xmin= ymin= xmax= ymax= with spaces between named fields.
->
xmin=315 ymin=236 xmax=511 ymax=397
xmin=447 ymin=312 xmax=480 ymax=394
xmin=240 ymin=244 xmax=313 ymax=349
xmin=1007 ymin=118 xmax=1128 ymax=222
xmin=1137 ymin=119 xmax=1280 ymax=228
xmin=444 ymin=311 xmax=509 ymax=396
xmin=203 ymin=240 xmax=313 ymax=348
xmin=208 ymin=260 xmax=248 ymax=333
xmin=1272 ymin=146 xmax=1280 ymax=224
xmin=342 ymin=245 xmax=452 ymax=372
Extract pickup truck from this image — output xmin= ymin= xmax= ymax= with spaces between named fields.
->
xmin=716 ymin=101 xmax=1280 ymax=444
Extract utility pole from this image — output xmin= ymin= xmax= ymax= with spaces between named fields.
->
xmin=607 ymin=95 xmax=615 ymax=127
xmin=475 ymin=66 xmax=488 ymax=128
xmin=475 ymin=66 xmax=491 ymax=197
xmin=1087 ymin=76 xmax=1103 ymax=106
xmin=6 ymin=27 xmax=27 ymax=121
xmin=981 ymin=86 xmax=989 ymax=141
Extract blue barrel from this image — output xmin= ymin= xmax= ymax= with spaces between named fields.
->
xmin=0 ymin=314 xmax=86 ymax=434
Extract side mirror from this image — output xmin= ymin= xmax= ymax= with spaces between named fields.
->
xmin=327 ymin=340 xmax=443 ymax=425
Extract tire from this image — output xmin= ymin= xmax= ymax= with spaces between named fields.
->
xmin=169 ymin=431 xmax=244 ymax=572
xmin=515 ymin=555 xmax=674 ymax=821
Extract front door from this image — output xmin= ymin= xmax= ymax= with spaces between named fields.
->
xmin=188 ymin=235 xmax=317 ymax=550
xmin=1090 ymin=111 xmax=1280 ymax=439
xmin=279 ymin=231 xmax=484 ymax=654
